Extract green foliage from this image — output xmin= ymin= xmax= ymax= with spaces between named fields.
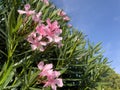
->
xmin=97 ymin=67 xmax=120 ymax=90
xmin=0 ymin=0 xmax=113 ymax=90
xmin=58 ymin=31 xmax=109 ymax=90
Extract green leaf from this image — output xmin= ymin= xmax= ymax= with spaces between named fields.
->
xmin=0 ymin=63 xmax=13 ymax=88
xmin=29 ymin=87 xmax=42 ymax=90
xmin=12 ymin=15 xmax=22 ymax=33
xmin=2 ymin=71 xmax=14 ymax=88
xmin=8 ymin=7 xmax=15 ymax=34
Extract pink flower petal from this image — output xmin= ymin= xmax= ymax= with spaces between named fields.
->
xmin=54 ymin=36 xmax=62 ymax=43
xmin=27 ymin=10 xmax=35 ymax=16
xmin=32 ymin=11 xmax=42 ymax=22
xmin=40 ymin=41 xmax=47 ymax=46
xmin=27 ymin=36 xmax=34 ymax=43
xmin=51 ymin=84 xmax=57 ymax=90
xmin=37 ymin=11 xmax=42 ymax=17
xmin=36 ymin=24 xmax=47 ymax=36
xmin=53 ymin=71 xmax=60 ymax=77
xmin=55 ymin=78 xmax=63 ymax=87
xmin=31 ymin=44 xmax=37 ymax=50
xmin=38 ymin=61 xmax=44 ymax=70
xmin=61 ymin=11 xmax=66 ymax=16
xmin=17 ymin=10 xmax=26 ymax=14
xmin=53 ymin=29 xmax=62 ymax=36
xmin=46 ymin=69 xmax=54 ymax=77
xmin=58 ymin=10 xmax=66 ymax=16
xmin=47 ymin=36 xmax=53 ymax=43
xmin=43 ymin=81 xmax=50 ymax=87
xmin=63 ymin=16 xmax=70 ymax=21
xmin=43 ymin=64 xmax=53 ymax=71
xmin=24 ymin=4 xmax=30 ymax=11
xmin=37 ymin=35 xmax=42 ymax=41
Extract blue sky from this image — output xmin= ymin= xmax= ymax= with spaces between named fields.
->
xmin=52 ymin=0 xmax=120 ymax=73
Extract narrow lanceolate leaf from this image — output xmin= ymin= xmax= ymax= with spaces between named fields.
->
xmin=29 ymin=87 xmax=43 ymax=90
xmin=12 ymin=15 xmax=22 ymax=33
xmin=0 ymin=49 xmax=7 ymax=57
xmin=8 ymin=7 xmax=16 ymax=34
xmin=2 ymin=71 xmax=14 ymax=88
xmin=0 ymin=63 xmax=13 ymax=86
xmin=0 ymin=28 xmax=7 ymax=39
xmin=29 ymin=70 xmax=40 ymax=86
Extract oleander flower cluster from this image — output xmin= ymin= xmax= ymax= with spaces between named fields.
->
xmin=17 ymin=3 xmax=64 ymax=90
xmin=38 ymin=61 xmax=63 ymax=90
xmin=18 ymin=3 xmax=63 ymax=51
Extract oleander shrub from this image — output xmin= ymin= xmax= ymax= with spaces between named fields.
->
xmin=0 ymin=0 xmax=109 ymax=90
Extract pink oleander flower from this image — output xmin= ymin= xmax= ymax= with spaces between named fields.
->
xmin=32 ymin=11 xmax=42 ymax=23
xmin=36 ymin=19 xmax=63 ymax=45
xmin=37 ymin=61 xmax=53 ymax=77
xmin=41 ymin=0 xmax=49 ymax=5
xmin=44 ymin=77 xmax=63 ymax=90
xmin=46 ymin=19 xmax=60 ymax=31
xmin=44 ymin=70 xmax=63 ymax=90
xmin=27 ymin=17 xmax=63 ymax=51
xmin=58 ymin=10 xmax=66 ymax=17
xmin=46 ymin=70 xmax=61 ymax=79
xmin=27 ymin=32 xmax=47 ymax=51
xmin=63 ymin=16 xmax=70 ymax=21
xmin=37 ymin=61 xmax=63 ymax=90
xmin=18 ymin=4 xmax=35 ymax=16
xmin=45 ymin=19 xmax=62 ymax=43
xmin=57 ymin=10 xmax=70 ymax=21
xmin=36 ymin=24 xmax=47 ymax=37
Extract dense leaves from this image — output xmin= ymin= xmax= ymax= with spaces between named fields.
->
xmin=97 ymin=67 xmax=120 ymax=90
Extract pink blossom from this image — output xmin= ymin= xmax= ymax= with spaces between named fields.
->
xmin=44 ymin=78 xmax=63 ymax=90
xmin=53 ymin=71 xmax=61 ymax=77
xmin=31 ymin=40 xmax=47 ymax=51
xmin=57 ymin=10 xmax=70 ymax=21
xmin=37 ymin=61 xmax=53 ymax=77
xmin=36 ymin=24 xmax=47 ymax=36
xmin=37 ymin=61 xmax=44 ymax=70
xmin=46 ymin=19 xmax=60 ymax=31
xmin=18 ymin=4 xmax=35 ymax=16
xmin=37 ymin=61 xmax=63 ymax=90
xmin=41 ymin=0 xmax=49 ymax=5
xmin=36 ymin=19 xmax=62 ymax=44
xmin=63 ymin=16 xmax=70 ymax=21
xmin=54 ymin=36 xmax=62 ymax=43
xmin=27 ymin=18 xmax=63 ymax=51
xmin=32 ymin=12 xmax=42 ymax=23
xmin=27 ymin=32 xmax=47 ymax=51
xmin=44 ymin=70 xmax=60 ymax=78
xmin=46 ymin=19 xmax=62 ymax=43
xmin=44 ymin=70 xmax=63 ymax=90
xmin=58 ymin=10 xmax=66 ymax=17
